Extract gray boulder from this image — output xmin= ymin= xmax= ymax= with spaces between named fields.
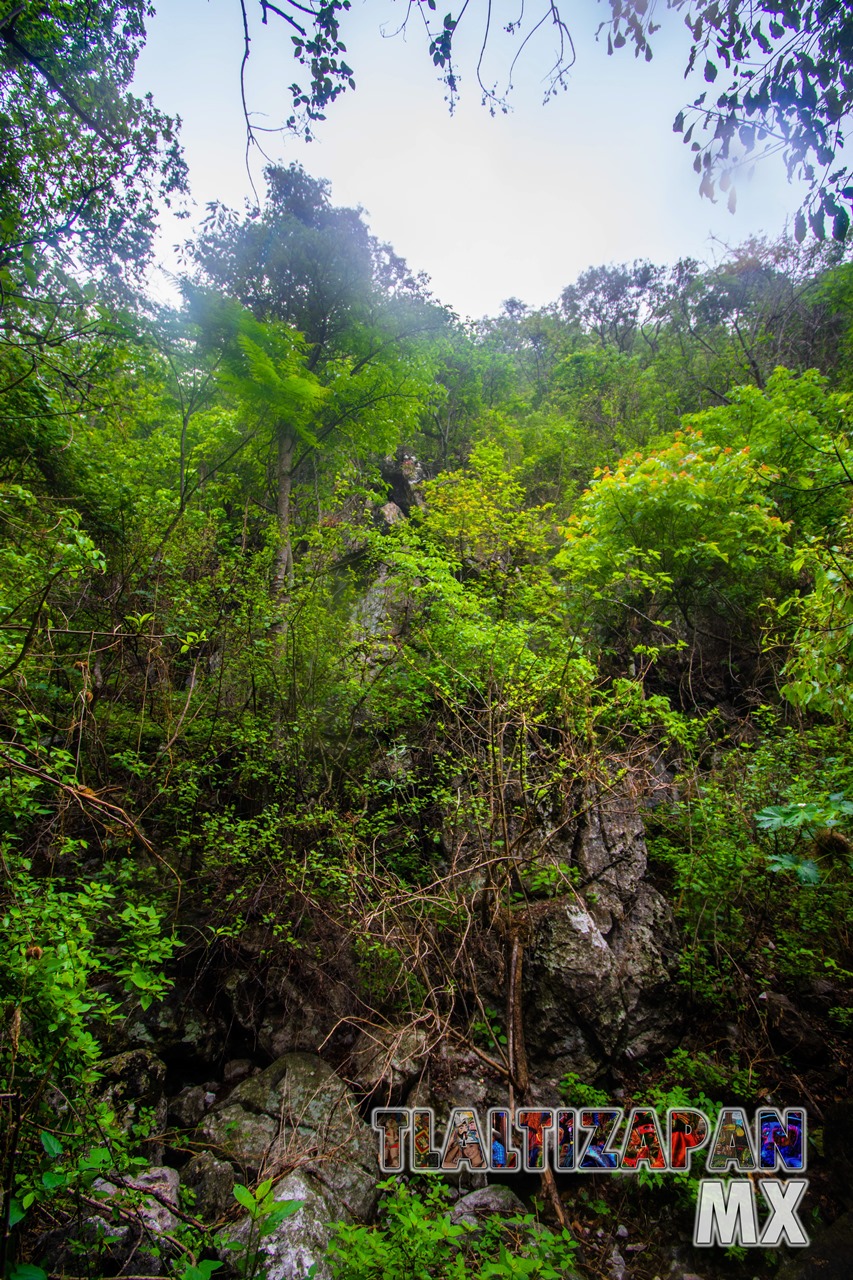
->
xmin=220 ymin=1168 xmax=346 ymax=1280
xmin=200 ymin=1052 xmax=379 ymax=1219
xmin=450 ymin=1185 xmax=526 ymax=1226
xmin=69 ymin=1166 xmax=181 ymax=1276
xmin=348 ymin=1023 xmax=430 ymax=1104
xmin=169 ymin=1083 xmax=213 ymax=1128
xmin=182 ymin=1150 xmax=236 ymax=1220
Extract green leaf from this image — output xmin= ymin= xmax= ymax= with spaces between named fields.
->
xmin=40 ymin=1131 xmax=63 ymax=1158
xmin=8 ymin=1198 xmax=26 ymax=1227
xmin=179 ymin=1263 xmax=223 ymax=1280
xmin=233 ymin=1183 xmax=257 ymax=1213
xmin=260 ymin=1199 xmax=304 ymax=1233
xmin=832 ymin=208 xmax=850 ymax=240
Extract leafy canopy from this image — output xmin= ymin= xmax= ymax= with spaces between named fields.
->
xmin=0 ymin=0 xmax=185 ymax=286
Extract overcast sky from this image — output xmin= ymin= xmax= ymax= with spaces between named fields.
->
xmin=135 ymin=0 xmax=812 ymax=319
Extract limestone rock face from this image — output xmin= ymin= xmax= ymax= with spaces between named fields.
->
xmin=451 ymin=781 xmax=682 ymax=1089
xmin=348 ymin=1023 xmax=430 ymax=1104
xmin=200 ymin=1052 xmax=379 ymax=1219
xmin=224 ymin=957 xmax=358 ymax=1059
xmin=95 ymin=1049 xmax=168 ymax=1160
xmin=522 ymin=784 xmax=681 ymax=1083
xmin=380 ymin=450 xmax=425 ymax=515
xmin=182 ymin=1150 xmax=236 ymax=1220
xmin=220 ymin=1168 xmax=347 ymax=1280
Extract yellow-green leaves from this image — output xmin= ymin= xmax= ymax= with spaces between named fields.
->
xmin=556 ymin=430 xmax=790 ymax=627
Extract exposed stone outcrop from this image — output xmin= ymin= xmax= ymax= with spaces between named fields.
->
xmin=95 ymin=1049 xmax=169 ymax=1160
xmin=40 ymin=1167 xmax=181 ymax=1277
xmin=347 ymin=1023 xmax=431 ymax=1104
xmin=410 ymin=779 xmax=680 ymax=1101
xmin=182 ymin=1150 xmax=236 ymax=1220
xmin=121 ymin=980 xmax=229 ymax=1067
xmin=200 ymin=1052 xmax=379 ymax=1216
xmin=206 ymin=1054 xmax=383 ymax=1280
xmin=223 ymin=950 xmax=358 ymax=1059
xmin=521 ymin=782 xmax=680 ymax=1085
xmin=219 ymin=1168 xmax=347 ymax=1280
xmin=380 ymin=450 xmax=426 ymax=515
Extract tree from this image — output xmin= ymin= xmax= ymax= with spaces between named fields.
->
xmin=0 ymin=1 xmax=185 ymax=288
xmin=188 ymin=163 xmax=446 ymax=594
xmin=0 ymin=0 xmax=187 ymax=460
xmin=239 ymin=0 xmax=853 ymax=237
xmin=560 ymin=262 xmax=665 ymax=355
xmin=204 ymin=298 xmax=327 ymax=592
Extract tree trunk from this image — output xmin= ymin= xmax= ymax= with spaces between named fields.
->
xmin=273 ymin=427 xmax=295 ymax=597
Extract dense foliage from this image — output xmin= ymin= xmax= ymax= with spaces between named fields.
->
xmin=4 ymin=6 xmax=853 ymax=1279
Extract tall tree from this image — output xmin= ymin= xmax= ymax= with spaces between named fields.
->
xmin=189 ymin=164 xmax=446 ymax=594
xmin=0 ymin=0 xmax=185 ymax=287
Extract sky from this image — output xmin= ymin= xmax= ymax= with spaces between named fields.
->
xmin=134 ymin=0 xmax=813 ymax=320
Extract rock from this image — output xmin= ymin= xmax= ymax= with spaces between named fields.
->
xmin=377 ymin=500 xmax=406 ymax=529
xmin=574 ymin=782 xmax=649 ymax=931
xmin=380 ymin=450 xmax=426 ymax=514
xmin=349 ymin=1024 xmax=430 ymax=1104
xmin=95 ymin=1049 xmax=168 ymax=1160
xmin=182 ymin=1150 xmax=235 ymax=1220
xmin=608 ymin=1246 xmax=627 ymax=1280
xmin=224 ymin=1058 xmax=253 ymax=1085
xmin=405 ymin=1045 xmax=503 ymax=1134
xmin=351 ymin=563 xmax=413 ymax=651
xmin=776 ymin=1211 xmax=853 ymax=1279
xmin=120 ymin=982 xmax=229 ymax=1066
xmin=64 ymin=1166 xmax=182 ymax=1276
xmin=91 ymin=1166 xmax=180 ymax=1233
xmin=200 ymin=1052 xmax=379 ymax=1219
xmin=219 ymin=1167 xmax=345 ymax=1280
xmin=224 ymin=964 xmax=357 ymax=1059
xmin=450 ymin=1185 xmax=526 ymax=1226
xmin=168 ymin=1084 xmax=210 ymax=1128
xmin=523 ymin=881 xmax=680 ymax=1080
xmin=514 ymin=780 xmax=680 ymax=1078
xmin=664 ymin=1252 xmax=694 ymax=1279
